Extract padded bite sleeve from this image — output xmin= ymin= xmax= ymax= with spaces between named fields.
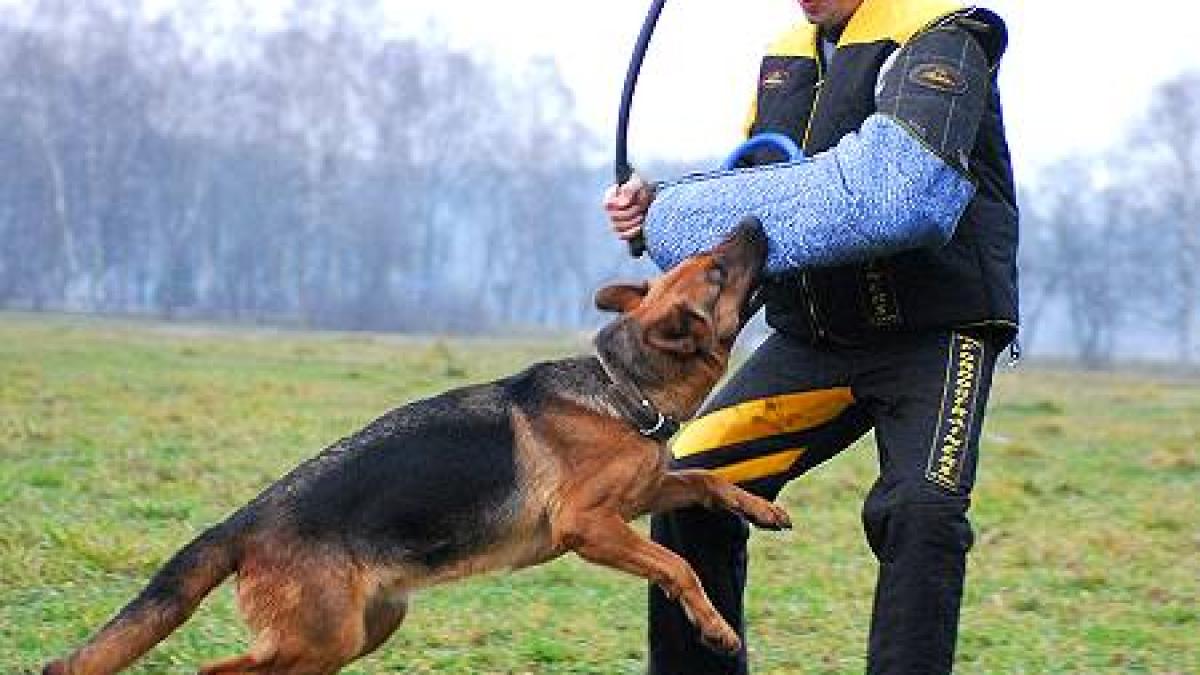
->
xmin=642 ymin=115 xmax=975 ymax=275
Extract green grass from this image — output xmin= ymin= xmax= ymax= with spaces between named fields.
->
xmin=2 ymin=314 xmax=1197 ymax=673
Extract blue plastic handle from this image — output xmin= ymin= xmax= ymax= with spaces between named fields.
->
xmin=720 ymin=132 xmax=803 ymax=170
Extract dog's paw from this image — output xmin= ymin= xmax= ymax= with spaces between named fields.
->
xmin=742 ymin=498 xmax=792 ymax=531
xmin=699 ymin=624 xmax=742 ymax=655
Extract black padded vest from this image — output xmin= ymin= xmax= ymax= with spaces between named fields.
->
xmin=746 ymin=0 xmax=1019 ymax=345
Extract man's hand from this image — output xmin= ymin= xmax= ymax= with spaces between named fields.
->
xmin=603 ymin=173 xmax=655 ymax=241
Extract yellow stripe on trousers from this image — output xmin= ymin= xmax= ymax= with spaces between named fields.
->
xmin=711 ymin=449 xmax=806 ymax=485
xmin=673 ymin=388 xmax=856 ymax=459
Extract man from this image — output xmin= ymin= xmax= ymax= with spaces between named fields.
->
xmin=602 ymin=0 xmax=1017 ymax=673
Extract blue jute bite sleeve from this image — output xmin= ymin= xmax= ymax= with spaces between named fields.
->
xmin=642 ymin=114 xmax=976 ymax=275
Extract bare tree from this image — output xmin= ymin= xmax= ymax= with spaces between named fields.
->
xmin=1028 ymin=158 xmax=1135 ymax=366
xmin=1133 ymin=71 xmax=1200 ymax=363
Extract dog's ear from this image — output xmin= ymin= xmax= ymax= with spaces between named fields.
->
xmin=595 ymin=281 xmax=650 ymax=313
xmin=645 ymin=302 xmax=711 ymax=356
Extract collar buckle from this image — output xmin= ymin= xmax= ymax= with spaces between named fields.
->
xmin=595 ymin=351 xmax=680 ymax=442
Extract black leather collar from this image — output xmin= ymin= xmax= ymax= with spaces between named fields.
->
xmin=594 ymin=351 xmax=681 ymax=443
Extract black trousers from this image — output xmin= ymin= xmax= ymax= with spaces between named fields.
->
xmin=648 ymin=329 xmax=1000 ymax=675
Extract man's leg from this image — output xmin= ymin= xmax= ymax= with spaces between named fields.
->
xmin=854 ymin=330 xmax=1000 ymax=674
xmin=648 ymin=332 xmax=872 ymax=675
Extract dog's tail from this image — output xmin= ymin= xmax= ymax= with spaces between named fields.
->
xmin=43 ymin=518 xmax=242 ymax=675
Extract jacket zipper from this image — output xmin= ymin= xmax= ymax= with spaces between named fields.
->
xmin=798 ymin=39 xmax=827 ymax=341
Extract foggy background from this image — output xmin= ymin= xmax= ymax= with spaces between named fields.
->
xmin=1 ymin=0 xmax=1197 ymax=367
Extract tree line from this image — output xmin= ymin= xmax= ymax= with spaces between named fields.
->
xmin=1018 ymin=71 xmax=1200 ymax=365
xmin=0 ymin=0 xmax=653 ymax=332
xmin=1 ymin=1 xmax=1196 ymax=364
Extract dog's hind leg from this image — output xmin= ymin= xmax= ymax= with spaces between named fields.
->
xmin=201 ymin=551 xmax=375 ymax=675
xmin=197 ymin=628 xmax=278 ymax=674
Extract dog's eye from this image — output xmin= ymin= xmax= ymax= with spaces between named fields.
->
xmin=706 ymin=265 xmax=726 ymax=285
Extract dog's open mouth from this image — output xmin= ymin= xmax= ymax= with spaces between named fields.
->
xmin=720 ymin=216 xmax=767 ymax=326
xmin=739 ymin=283 xmax=766 ymax=325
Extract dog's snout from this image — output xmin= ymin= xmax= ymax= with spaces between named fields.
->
xmin=716 ymin=216 xmax=767 ymax=274
xmin=732 ymin=216 xmax=766 ymax=247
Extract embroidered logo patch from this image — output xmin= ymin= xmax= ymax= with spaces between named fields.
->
xmin=762 ymin=68 xmax=790 ymax=90
xmin=925 ymin=333 xmax=985 ymax=491
xmin=909 ymin=63 xmax=967 ymax=95
xmin=862 ymin=261 xmax=901 ymax=328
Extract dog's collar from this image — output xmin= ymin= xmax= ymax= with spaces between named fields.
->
xmin=593 ymin=351 xmax=681 ymax=443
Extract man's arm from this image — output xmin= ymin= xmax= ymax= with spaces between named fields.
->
xmin=642 ymin=25 xmax=994 ymax=275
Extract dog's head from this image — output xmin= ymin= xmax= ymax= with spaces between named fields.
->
xmin=593 ymin=217 xmax=767 ymax=419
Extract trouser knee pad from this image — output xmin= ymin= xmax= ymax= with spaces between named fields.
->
xmin=862 ymin=491 xmax=974 ymax=564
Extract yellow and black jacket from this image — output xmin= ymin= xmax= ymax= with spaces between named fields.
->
xmin=745 ymin=0 xmax=1018 ymax=344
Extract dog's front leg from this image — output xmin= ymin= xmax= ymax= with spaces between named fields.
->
xmin=646 ymin=470 xmax=792 ymax=530
xmin=555 ymin=513 xmax=741 ymax=654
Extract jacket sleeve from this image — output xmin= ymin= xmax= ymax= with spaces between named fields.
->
xmin=642 ymin=25 xmax=993 ymax=275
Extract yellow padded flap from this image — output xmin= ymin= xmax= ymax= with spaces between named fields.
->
xmin=766 ymin=21 xmax=818 ymax=58
xmin=742 ymin=95 xmax=759 ymax=139
xmin=753 ymin=22 xmax=818 ymax=137
xmin=840 ymin=0 xmax=966 ymax=47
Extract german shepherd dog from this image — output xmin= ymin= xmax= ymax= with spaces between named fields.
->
xmin=44 ymin=219 xmax=789 ymax=674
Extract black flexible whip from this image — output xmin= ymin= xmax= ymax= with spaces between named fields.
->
xmin=615 ymin=0 xmax=667 ymax=258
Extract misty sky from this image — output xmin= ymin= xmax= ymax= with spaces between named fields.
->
xmin=395 ymin=0 xmax=1200 ymax=181
xmin=7 ymin=0 xmax=1199 ymax=180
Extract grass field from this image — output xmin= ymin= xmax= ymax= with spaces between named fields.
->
xmin=1 ymin=314 xmax=1198 ymax=674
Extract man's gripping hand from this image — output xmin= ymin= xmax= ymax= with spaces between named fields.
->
xmin=602 ymin=173 xmax=655 ymax=242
